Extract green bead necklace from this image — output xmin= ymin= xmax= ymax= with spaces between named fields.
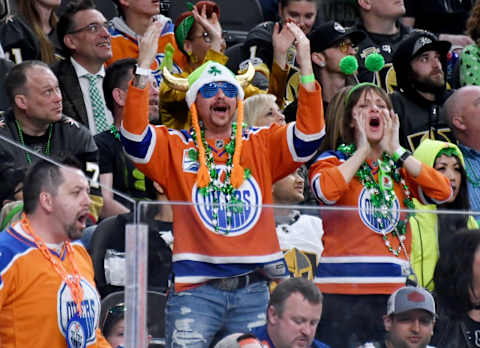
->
xmin=338 ymin=144 xmax=415 ymax=256
xmin=110 ymin=124 xmax=120 ymax=140
xmin=15 ymin=120 xmax=53 ymax=164
xmin=190 ymin=122 xmax=251 ymax=233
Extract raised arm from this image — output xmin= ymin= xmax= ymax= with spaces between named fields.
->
xmin=120 ymin=21 xmax=171 ymax=185
xmin=269 ymin=23 xmax=325 ymax=180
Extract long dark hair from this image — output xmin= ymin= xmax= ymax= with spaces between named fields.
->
xmin=434 ymin=229 xmax=480 ymax=316
xmin=436 ymin=153 xmax=471 ymax=255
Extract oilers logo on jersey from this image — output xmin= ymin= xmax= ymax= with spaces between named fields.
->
xmin=58 ymin=278 xmax=101 ymax=345
xmin=358 ymin=187 xmax=400 ymax=234
xmin=192 ymin=165 xmax=262 ymax=236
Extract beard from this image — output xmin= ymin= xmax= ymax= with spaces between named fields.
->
xmin=66 ymin=222 xmax=83 ymax=241
xmin=411 ymin=69 xmax=445 ymax=95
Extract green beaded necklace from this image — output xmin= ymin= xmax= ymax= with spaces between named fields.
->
xmin=110 ymin=124 xmax=120 ymax=140
xmin=338 ymin=144 xmax=415 ymax=256
xmin=15 ymin=120 xmax=53 ymax=164
xmin=190 ymin=122 xmax=251 ymax=232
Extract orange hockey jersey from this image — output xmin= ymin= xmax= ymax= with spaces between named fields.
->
xmin=309 ymin=150 xmax=452 ymax=295
xmin=120 ymin=81 xmax=325 ymax=292
xmin=106 ymin=15 xmax=188 ymax=87
xmin=0 ymin=223 xmax=110 ymax=348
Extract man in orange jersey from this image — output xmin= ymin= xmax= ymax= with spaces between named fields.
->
xmin=108 ymin=0 xmax=187 ymax=87
xmin=0 ymin=157 xmax=110 ymax=348
xmin=120 ymin=18 xmax=325 ymax=347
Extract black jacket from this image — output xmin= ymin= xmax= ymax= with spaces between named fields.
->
xmin=391 ymin=89 xmax=455 ymax=152
xmin=0 ymin=109 xmax=97 ymax=168
xmin=0 ymin=110 xmax=103 ymax=220
xmin=51 ymin=58 xmax=89 ymax=128
xmin=431 ymin=313 xmax=475 ymax=348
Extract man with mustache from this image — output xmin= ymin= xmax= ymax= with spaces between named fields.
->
xmin=391 ymin=30 xmax=455 ymax=152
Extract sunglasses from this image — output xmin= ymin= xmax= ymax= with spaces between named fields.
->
xmin=334 ymin=39 xmax=355 ymax=54
xmin=199 ymin=82 xmax=238 ymax=99
xmin=102 ymin=303 xmax=126 ymax=329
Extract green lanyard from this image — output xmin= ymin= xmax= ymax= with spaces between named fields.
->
xmin=15 ymin=120 xmax=53 ymax=164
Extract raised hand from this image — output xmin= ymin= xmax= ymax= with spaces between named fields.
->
xmin=285 ymin=22 xmax=311 ymax=72
xmin=138 ymin=20 xmax=163 ymax=69
xmin=353 ymin=109 xmax=371 ymax=153
xmin=192 ymin=4 xmax=225 ymax=53
xmin=379 ymin=109 xmax=400 ymax=155
xmin=272 ymin=21 xmax=295 ymax=69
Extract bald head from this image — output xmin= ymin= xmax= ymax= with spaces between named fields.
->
xmin=442 ymin=85 xmax=480 ymax=149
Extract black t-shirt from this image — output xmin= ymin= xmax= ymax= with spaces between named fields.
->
xmin=94 ymin=130 xmax=152 ymax=205
xmin=20 ymin=129 xmax=51 ymax=155
xmin=464 ymin=313 xmax=480 ymax=347
xmin=355 ymin=21 xmax=412 ymax=92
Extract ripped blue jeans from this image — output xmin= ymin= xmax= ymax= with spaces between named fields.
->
xmin=165 ymin=281 xmax=269 ymax=347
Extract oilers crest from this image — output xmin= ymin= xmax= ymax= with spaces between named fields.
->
xmin=358 ymin=186 xmax=400 ymax=234
xmin=192 ymin=165 xmax=262 ymax=236
xmin=58 ymin=278 xmax=100 ymax=346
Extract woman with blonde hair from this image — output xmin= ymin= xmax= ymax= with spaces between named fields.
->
xmin=243 ymin=94 xmax=285 ymax=127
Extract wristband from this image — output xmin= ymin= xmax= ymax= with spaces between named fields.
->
xmin=392 ymin=146 xmax=407 ymax=162
xmin=135 ymin=65 xmax=151 ymax=76
xmin=300 ymin=73 xmax=315 ymax=84
xmin=393 ymin=147 xmax=412 ymax=166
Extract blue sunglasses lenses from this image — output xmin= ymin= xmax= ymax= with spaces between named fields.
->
xmin=199 ymin=82 xmax=238 ymax=98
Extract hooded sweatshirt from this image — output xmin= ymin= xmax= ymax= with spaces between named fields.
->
xmin=410 ymin=139 xmax=477 ymax=290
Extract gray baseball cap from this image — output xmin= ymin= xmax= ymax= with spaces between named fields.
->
xmin=387 ymin=286 xmax=436 ymax=316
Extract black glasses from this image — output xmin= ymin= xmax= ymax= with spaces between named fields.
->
xmin=68 ymin=22 xmax=109 ymax=35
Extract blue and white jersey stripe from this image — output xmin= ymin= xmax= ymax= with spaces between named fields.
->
xmin=120 ymin=124 xmax=157 ymax=164
xmin=173 ymin=252 xmax=287 ymax=284
xmin=287 ymin=123 xmax=325 ymax=162
xmin=315 ymin=256 xmax=410 ymax=285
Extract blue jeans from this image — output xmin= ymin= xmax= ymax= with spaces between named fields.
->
xmin=165 ymin=281 xmax=269 ymax=347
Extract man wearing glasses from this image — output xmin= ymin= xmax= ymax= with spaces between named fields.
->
xmin=53 ymin=0 xmax=113 ymax=136
xmin=120 ymin=18 xmax=325 ymax=347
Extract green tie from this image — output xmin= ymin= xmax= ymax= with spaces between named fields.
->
xmin=86 ymin=74 xmax=108 ymax=133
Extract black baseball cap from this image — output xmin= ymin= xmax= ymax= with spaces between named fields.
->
xmin=308 ymin=21 xmax=365 ymax=53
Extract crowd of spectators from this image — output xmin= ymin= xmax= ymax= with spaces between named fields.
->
xmin=1 ymin=0 xmax=480 ymax=347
